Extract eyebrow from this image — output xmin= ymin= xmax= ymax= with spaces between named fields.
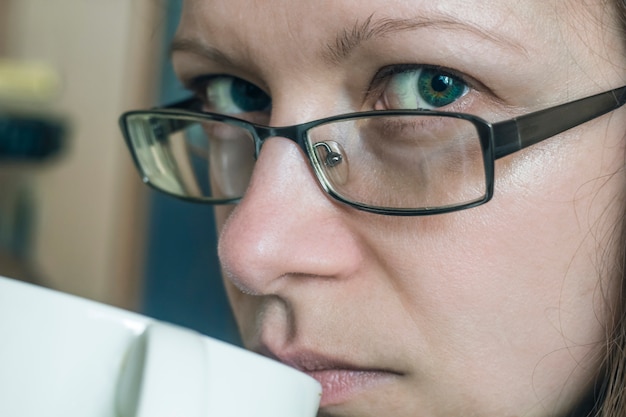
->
xmin=169 ymin=12 xmax=529 ymax=67
xmin=169 ymin=37 xmax=235 ymax=66
xmin=324 ymin=13 xmax=529 ymax=64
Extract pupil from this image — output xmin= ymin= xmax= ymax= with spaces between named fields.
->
xmin=231 ymin=79 xmax=271 ymax=112
xmin=431 ymin=76 xmax=451 ymax=93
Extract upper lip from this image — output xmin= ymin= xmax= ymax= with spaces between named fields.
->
xmin=255 ymin=343 xmax=403 ymax=375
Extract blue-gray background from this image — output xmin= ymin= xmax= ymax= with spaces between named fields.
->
xmin=141 ymin=1 xmax=240 ymax=344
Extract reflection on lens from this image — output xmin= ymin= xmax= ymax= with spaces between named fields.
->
xmin=125 ymin=114 xmax=255 ymax=202
xmin=206 ymin=122 xmax=255 ymax=198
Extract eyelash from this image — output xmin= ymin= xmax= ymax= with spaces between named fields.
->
xmin=372 ymin=63 xmax=468 ymax=85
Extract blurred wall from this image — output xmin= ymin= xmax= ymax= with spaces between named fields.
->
xmin=0 ymin=0 xmax=164 ymax=308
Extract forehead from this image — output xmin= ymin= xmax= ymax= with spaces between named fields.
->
xmin=176 ymin=1 xmax=542 ymax=73
xmin=174 ymin=0 xmax=624 ymax=102
xmin=177 ymin=0 xmax=567 ymax=45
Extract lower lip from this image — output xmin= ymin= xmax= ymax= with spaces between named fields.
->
xmin=305 ymin=369 xmax=396 ymax=407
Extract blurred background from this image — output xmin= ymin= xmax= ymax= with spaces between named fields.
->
xmin=0 ymin=0 xmax=239 ymax=343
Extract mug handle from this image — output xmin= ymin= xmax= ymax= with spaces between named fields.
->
xmin=116 ymin=322 xmax=321 ymax=417
xmin=116 ymin=322 xmax=207 ymax=417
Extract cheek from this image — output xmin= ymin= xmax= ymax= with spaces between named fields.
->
xmin=365 ymin=125 xmax=624 ymax=404
xmin=222 ymin=280 xmax=255 ymax=340
xmin=215 ymin=205 xmax=252 ymax=333
xmin=458 ymin=129 xmax=621 ymax=330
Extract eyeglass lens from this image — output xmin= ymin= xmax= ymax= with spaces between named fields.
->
xmin=308 ymin=115 xmax=487 ymax=209
xmin=125 ymin=113 xmax=488 ymax=210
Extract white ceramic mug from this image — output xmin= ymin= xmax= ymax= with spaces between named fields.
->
xmin=0 ymin=276 xmax=321 ymax=417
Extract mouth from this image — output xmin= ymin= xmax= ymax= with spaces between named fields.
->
xmin=306 ymin=368 xmax=399 ymax=407
xmin=257 ymin=346 xmax=402 ymax=407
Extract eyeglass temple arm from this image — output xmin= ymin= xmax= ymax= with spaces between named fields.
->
xmin=491 ymin=86 xmax=626 ymax=159
xmin=163 ymin=97 xmax=199 ymax=110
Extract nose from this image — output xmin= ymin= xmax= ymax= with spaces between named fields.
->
xmin=217 ymin=135 xmax=364 ymax=296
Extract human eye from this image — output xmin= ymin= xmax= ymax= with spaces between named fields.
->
xmin=188 ymin=75 xmax=271 ymax=117
xmin=374 ymin=66 xmax=469 ymax=110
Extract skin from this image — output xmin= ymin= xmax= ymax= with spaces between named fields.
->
xmin=172 ymin=1 xmax=626 ymax=416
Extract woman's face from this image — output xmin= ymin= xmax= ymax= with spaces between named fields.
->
xmin=173 ymin=1 xmax=626 ymax=416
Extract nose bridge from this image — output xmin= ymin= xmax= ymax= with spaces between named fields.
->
xmin=216 ymin=107 xmax=372 ymax=298
xmin=253 ymin=124 xmax=309 ymax=158
xmin=218 ymin=136 xmax=355 ymax=295
xmin=250 ymin=70 xmax=350 ymax=156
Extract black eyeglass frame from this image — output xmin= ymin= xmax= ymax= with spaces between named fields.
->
xmin=119 ymin=85 xmax=626 ymax=216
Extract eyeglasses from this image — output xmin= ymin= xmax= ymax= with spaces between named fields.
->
xmin=119 ymin=86 xmax=626 ymax=216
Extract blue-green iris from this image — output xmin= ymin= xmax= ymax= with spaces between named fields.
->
xmin=230 ymin=78 xmax=271 ymax=112
xmin=417 ymin=68 xmax=466 ymax=108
